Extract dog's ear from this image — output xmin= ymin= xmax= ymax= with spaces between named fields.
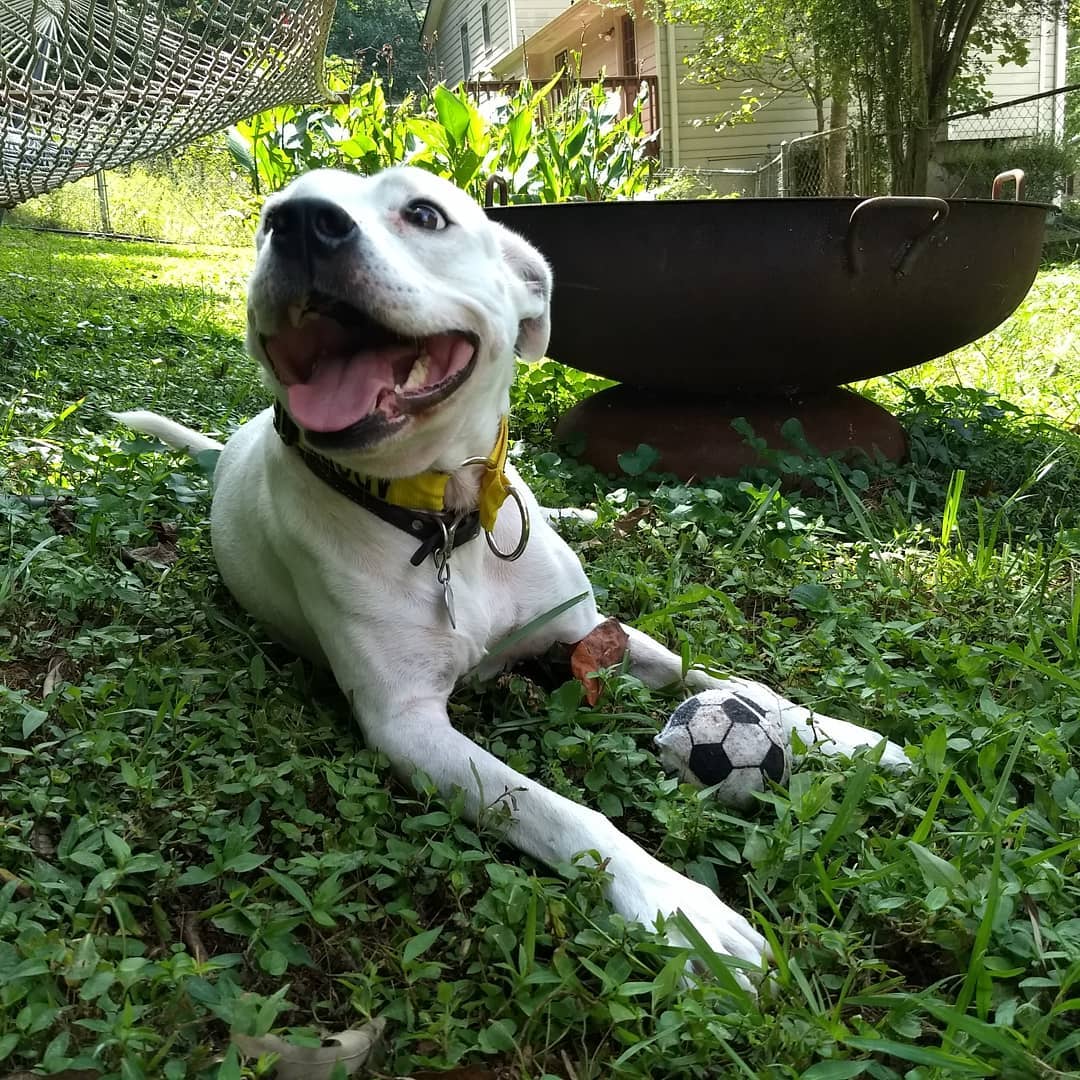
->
xmin=494 ymin=224 xmax=552 ymax=362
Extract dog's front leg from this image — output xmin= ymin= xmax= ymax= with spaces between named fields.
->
xmin=618 ymin=624 xmax=909 ymax=770
xmin=360 ymin=690 xmax=768 ymax=979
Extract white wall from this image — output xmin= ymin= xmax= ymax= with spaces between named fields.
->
xmin=947 ymin=20 xmax=1060 ymax=141
xmin=431 ymin=0 xmax=513 ymax=84
xmin=661 ymin=25 xmax=821 ymax=175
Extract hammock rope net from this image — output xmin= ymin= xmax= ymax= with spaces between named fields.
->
xmin=0 ymin=0 xmax=335 ymax=207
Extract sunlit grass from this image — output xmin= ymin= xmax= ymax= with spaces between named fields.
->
xmin=1 ymin=231 xmax=1079 ymax=1077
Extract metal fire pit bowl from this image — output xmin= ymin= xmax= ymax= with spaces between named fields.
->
xmin=486 ymin=178 xmax=1048 ymax=394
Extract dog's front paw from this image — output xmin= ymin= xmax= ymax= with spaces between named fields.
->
xmin=609 ymin=863 xmax=768 ymax=989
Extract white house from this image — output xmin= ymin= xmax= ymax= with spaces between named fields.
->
xmin=420 ymin=0 xmax=1069 ymax=192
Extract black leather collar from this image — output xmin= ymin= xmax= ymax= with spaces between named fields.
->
xmin=273 ymin=402 xmax=481 ymax=566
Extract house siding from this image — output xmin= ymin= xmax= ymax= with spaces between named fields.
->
xmin=948 ymin=20 xmax=1056 ymax=140
xmin=514 ymin=0 xmax=574 ymax=46
xmin=431 ymin=0 xmax=513 ymax=83
xmin=664 ymin=25 xmax=821 ymax=178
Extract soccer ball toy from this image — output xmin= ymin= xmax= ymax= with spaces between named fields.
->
xmin=655 ymin=686 xmax=792 ymax=809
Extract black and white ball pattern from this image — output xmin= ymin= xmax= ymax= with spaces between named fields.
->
xmin=654 ymin=686 xmax=791 ymax=809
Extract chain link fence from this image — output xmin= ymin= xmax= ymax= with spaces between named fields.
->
xmin=672 ymin=83 xmax=1078 ymax=204
xmin=4 ymin=133 xmax=255 ymax=244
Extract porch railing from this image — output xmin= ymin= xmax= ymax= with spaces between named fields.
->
xmin=464 ymin=74 xmax=660 ymax=150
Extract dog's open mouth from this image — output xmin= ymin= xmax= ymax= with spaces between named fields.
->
xmin=262 ymin=295 xmax=478 ymax=434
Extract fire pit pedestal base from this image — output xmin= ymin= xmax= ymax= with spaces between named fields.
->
xmin=554 ymin=385 xmax=907 ymax=481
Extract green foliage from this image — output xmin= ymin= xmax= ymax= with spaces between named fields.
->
xmin=4 ymin=232 xmax=1080 ymax=1075
xmin=939 ymin=136 xmax=1078 ymax=202
xmin=325 ymin=0 xmax=430 ymax=94
xmin=228 ymin=71 xmax=659 ymax=204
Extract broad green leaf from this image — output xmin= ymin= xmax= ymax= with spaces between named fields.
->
xmin=433 ymin=85 xmax=471 ymax=146
xmin=617 ymin=443 xmax=661 ymax=476
xmin=402 ymin=925 xmax=443 ymax=964
xmin=790 ymin=582 xmax=833 ymax=612
xmin=477 ymin=1018 xmax=517 ymax=1054
xmin=267 ymin=869 xmax=312 ymax=909
xmin=176 ymin=864 xmax=217 ymax=886
xmin=800 ymin=1063 xmax=868 ymax=1079
xmin=22 ymin=707 xmax=47 ymax=739
xmin=506 ymin=108 xmax=533 ymax=161
xmin=908 ymin=840 xmax=963 ymax=890
xmin=224 ymin=851 xmax=270 ymax=874
xmin=249 ymin=652 xmax=266 ymax=689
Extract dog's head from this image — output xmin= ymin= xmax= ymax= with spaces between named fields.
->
xmin=247 ymin=166 xmax=551 ymax=475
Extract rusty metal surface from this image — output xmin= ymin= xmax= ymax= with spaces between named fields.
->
xmin=487 ymin=196 xmax=1048 ymax=393
xmin=555 ymin=385 xmax=908 ymax=480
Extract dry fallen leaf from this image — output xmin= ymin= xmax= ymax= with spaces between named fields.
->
xmin=42 ymin=656 xmax=65 ymax=698
xmin=29 ymin=824 xmax=57 ymax=857
xmin=232 ymin=1017 xmax=386 ymax=1079
xmin=0 ymin=867 xmax=32 ymax=899
xmin=570 ymin=617 xmax=630 ymax=705
xmin=47 ymin=500 xmax=76 ymax=535
xmin=180 ymin=913 xmax=208 ymax=965
xmin=120 ymin=542 xmax=178 ymax=568
xmin=612 ymin=503 xmax=652 ymax=537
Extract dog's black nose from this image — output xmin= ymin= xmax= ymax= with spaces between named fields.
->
xmin=266 ymin=197 xmax=358 ymax=259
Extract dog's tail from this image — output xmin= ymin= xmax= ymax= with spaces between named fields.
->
xmin=110 ymin=410 xmax=224 ymax=455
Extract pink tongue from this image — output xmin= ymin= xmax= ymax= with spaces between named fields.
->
xmin=287 ymin=348 xmax=407 ymax=432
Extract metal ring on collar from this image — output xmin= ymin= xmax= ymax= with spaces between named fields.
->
xmin=485 ymin=484 xmax=530 ymax=561
xmin=460 ymin=454 xmax=498 ymax=471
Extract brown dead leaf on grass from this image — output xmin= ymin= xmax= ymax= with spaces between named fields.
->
xmin=121 ymin=521 xmax=181 ymax=568
xmin=569 ymin=617 xmax=630 ymax=705
xmin=611 ymin=503 xmax=652 ymax=537
xmin=46 ymin=499 xmax=76 ymax=535
xmin=0 ymin=867 xmax=32 ymax=899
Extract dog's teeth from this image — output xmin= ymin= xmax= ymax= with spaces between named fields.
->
xmin=288 ymin=304 xmax=305 ymax=328
xmin=403 ymin=353 xmax=430 ymax=391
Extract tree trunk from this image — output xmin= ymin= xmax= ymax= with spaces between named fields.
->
xmin=902 ymin=122 xmax=934 ymax=194
xmin=825 ymin=67 xmax=850 ymax=195
xmin=903 ymin=0 xmax=933 ymax=194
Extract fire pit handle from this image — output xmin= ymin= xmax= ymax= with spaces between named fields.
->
xmin=484 ymin=175 xmax=509 ymax=208
xmin=846 ymin=196 xmax=950 ymax=279
xmin=992 ymin=169 xmax=1026 ymax=201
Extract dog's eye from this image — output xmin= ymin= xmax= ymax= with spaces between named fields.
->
xmin=403 ymin=201 xmax=448 ymax=231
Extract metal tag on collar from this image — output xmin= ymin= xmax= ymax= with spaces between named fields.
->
xmin=433 ymin=515 xmax=463 ymax=629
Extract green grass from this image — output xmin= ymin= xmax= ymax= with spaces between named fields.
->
xmin=3 ymin=228 xmax=1080 ymax=1078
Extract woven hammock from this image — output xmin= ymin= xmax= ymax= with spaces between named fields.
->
xmin=0 ymin=0 xmax=335 ymax=207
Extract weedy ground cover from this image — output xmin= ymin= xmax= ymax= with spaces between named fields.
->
xmin=2 ymin=229 xmax=1080 ymax=1078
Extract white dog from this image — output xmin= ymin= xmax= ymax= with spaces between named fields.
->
xmin=116 ymin=166 xmax=907 ymax=983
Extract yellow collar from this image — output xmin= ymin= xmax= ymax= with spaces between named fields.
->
xmin=289 ymin=412 xmax=512 ymax=534
xmin=343 ymin=414 xmax=511 ymax=533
